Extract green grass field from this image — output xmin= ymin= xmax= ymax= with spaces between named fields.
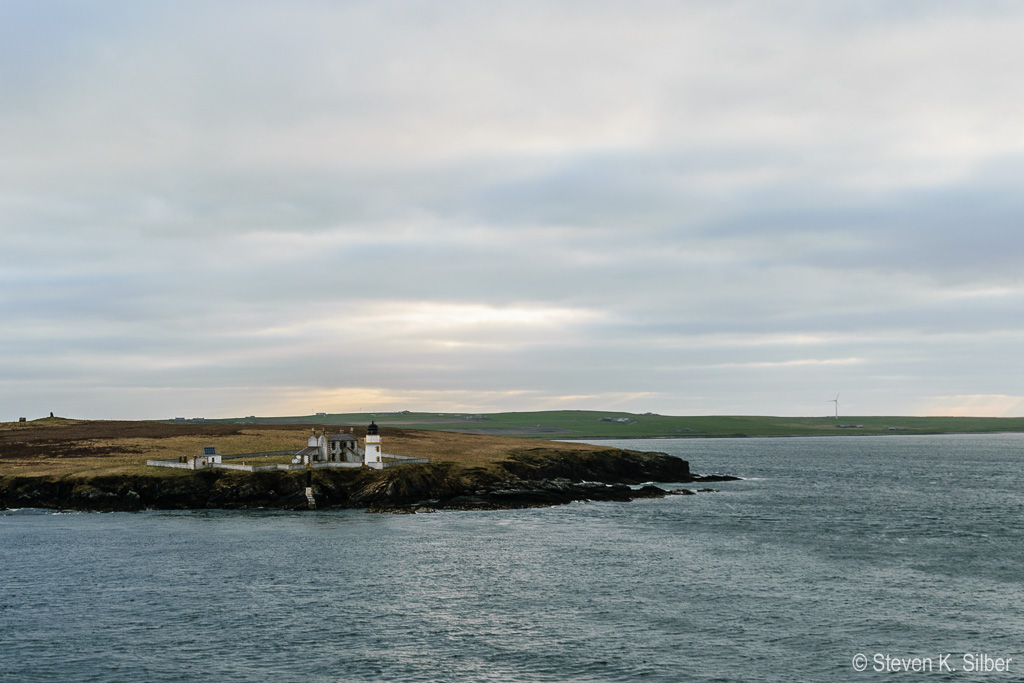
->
xmin=184 ymin=411 xmax=1024 ymax=440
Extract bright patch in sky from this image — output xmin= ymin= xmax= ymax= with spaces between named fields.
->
xmin=922 ymin=395 xmax=1024 ymax=418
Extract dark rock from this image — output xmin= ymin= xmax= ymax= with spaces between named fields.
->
xmin=501 ymin=448 xmax=689 ymax=484
xmin=1 ymin=445 xmax=734 ymax=513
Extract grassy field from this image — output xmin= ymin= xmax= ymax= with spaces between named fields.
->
xmin=0 ymin=417 xmax=613 ymax=479
xmin=189 ymin=410 xmax=1024 ymax=440
xmin=4 ymin=411 xmax=1023 ymax=480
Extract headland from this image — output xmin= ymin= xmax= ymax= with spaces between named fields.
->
xmin=0 ymin=418 xmax=732 ymax=513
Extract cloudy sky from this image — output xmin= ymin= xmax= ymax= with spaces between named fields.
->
xmin=3 ymin=0 xmax=1023 ymax=420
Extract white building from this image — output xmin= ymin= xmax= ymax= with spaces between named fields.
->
xmin=327 ymin=433 xmax=360 ymax=462
xmin=291 ymin=424 xmax=382 ymax=467
xmin=189 ymin=446 xmax=222 ymax=469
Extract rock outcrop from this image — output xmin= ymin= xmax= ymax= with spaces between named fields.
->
xmin=0 ymin=446 xmax=737 ymax=512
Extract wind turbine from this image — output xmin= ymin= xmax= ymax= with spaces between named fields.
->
xmin=828 ymin=393 xmax=839 ymax=419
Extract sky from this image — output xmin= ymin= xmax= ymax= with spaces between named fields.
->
xmin=2 ymin=0 xmax=1023 ymax=420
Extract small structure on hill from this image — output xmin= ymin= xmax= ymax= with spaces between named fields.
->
xmin=194 ymin=446 xmax=222 ymax=468
xmin=172 ymin=446 xmax=223 ymax=470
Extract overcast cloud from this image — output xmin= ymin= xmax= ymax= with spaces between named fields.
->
xmin=2 ymin=0 xmax=1023 ymax=419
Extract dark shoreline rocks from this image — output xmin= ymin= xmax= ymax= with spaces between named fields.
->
xmin=370 ymin=481 xmax=708 ymax=513
xmin=0 ymin=447 xmax=739 ymax=513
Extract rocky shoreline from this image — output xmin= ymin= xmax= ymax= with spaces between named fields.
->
xmin=0 ymin=447 xmax=738 ymax=513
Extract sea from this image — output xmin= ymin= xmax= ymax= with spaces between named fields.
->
xmin=2 ymin=433 xmax=1022 ymax=682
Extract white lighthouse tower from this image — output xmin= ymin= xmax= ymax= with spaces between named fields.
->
xmin=363 ymin=421 xmax=383 ymax=468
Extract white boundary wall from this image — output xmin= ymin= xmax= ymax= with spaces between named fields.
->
xmin=146 ymin=460 xmax=192 ymax=469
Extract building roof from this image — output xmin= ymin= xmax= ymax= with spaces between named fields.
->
xmin=328 ymin=434 xmax=357 ymax=442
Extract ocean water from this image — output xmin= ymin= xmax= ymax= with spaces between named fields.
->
xmin=2 ymin=434 xmax=1023 ymax=682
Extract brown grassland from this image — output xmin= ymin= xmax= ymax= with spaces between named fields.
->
xmin=0 ymin=417 xmax=609 ymax=480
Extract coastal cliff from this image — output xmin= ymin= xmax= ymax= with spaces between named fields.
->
xmin=0 ymin=446 xmax=731 ymax=512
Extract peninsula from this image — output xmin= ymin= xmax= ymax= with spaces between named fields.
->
xmin=0 ymin=418 xmax=731 ymax=513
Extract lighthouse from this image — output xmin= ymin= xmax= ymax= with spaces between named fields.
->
xmin=363 ymin=421 xmax=383 ymax=467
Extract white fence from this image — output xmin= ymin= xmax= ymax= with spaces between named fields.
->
xmin=214 ymin=463 xmax=260 ymax=472
xmin=221 ymin=450 xmax=296 ymax=460
xmin=377 ymin=454 xmax=430 ymax=469
xmin=146 ymin=460 xmax=192 ymax=469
